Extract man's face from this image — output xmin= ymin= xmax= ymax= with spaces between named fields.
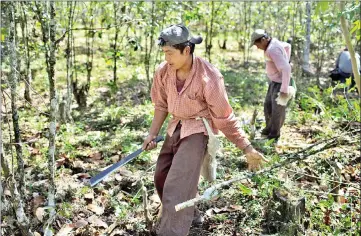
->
xmin=162 ymin=45 xmax=190 ymax=70
xmin=254 ymin=37 xmax=267 ymax=51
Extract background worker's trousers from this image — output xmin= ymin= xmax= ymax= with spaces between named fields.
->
xmin=263 ymin=81 xmax=287 ymax=139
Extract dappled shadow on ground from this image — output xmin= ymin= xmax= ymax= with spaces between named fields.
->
xmin=221 ymin=68 xmax=268 ymax=107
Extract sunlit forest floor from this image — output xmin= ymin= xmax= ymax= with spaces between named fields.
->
xmin=1 ymin=36 xmax=360 ymax=235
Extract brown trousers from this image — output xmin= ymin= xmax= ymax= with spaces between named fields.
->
xmin=154 ymin=123 xmax=208 ymax=236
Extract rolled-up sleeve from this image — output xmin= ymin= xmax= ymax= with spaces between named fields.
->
xmin=204 ymin=76 xmax=251 ymax=150
xmin=151 ymin=66 xmax=168 ymax=112
xmin=269 ymin=48 xmax=291 ymax=93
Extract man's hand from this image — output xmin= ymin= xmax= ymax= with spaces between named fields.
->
xmin=279 ymin=92 xmax=288 ymax=99
xmin=244 ymin=145 xmax=269 ymax=171
xmin=142 ymin=134 xmax=158 ymax=151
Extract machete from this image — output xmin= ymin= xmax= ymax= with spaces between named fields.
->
xmin=90 ymin=136 xmax=164 ymax=187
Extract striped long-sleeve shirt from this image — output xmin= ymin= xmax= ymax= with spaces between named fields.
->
xmin=151 ymin=56 xmax=251 ymax=150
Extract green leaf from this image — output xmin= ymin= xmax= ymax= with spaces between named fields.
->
xmin=346 ymin=77 xmax=352 ymax=86
xmin=0 ymin=28 xmax=5 ymax=42
xmin=106 ymin=59 xmax=112 ymax=66
xmin=315 ymin=2 xmax=329 ymax=14
xmin=238 ymin=184 xmax=252 ymax=196
xmin=350 ymin=20 xmax=360 ymax=34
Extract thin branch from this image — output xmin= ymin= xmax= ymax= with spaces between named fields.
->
xmin=300 ymin=189 xmax=359 ymax=198
xmin=2 ymin=91 xmax=15 ymax=174
xmin=2 ymin=90 xmax=50 ymax=116
xmin=175 ymin=133 xmax=356 ymax=211
xmin=286 ymin=169 xmax=359 ymax=187
xmin=11 ymin=66 xmax=49 ymax=106
xmin=54 ymin=29 xmax=67 ymax=47
xmin=66 ymin=19 xmax=142 ymax=32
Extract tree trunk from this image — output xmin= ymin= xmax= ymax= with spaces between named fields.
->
xmin=35 ymin=2 xmax=58 ymax=234
xmin=206 ymin=1 xmax=215 ymax=62
xmin=46 ymin=3 xmax=57 ymax=234
xmin=220 ymin=32 xmax=227 ymax=50
xmin=6 ymin=2 xmax=32 ymax=235
xmin=265 ymin=189 xmax=306 ymax=235
xmin=14 ymin=14 xmax=21 ymax=85
xmin=86 ymin=3 xmax=95 ymax=92
xmin=73 ymin=2 xmax=95 ymax=110
xmin=204 ymin=19 xmax=209 ymax=58
xmin=113 ymin=1 xmax=120 ymax=85
xmin=302 ymin=2 xmax=311 ymax=73
xmin=64 ymin=1 xmax=74 ymax=123
xmin=236 ymin=5 xmax=243 ymax=52
xmin=20 ymin=2 xmax=32 ymax=104
xmin=243 ymin=1 xmax=247 ymax=65
xmin=152 ymin=2 xmax=168 ymax=76
xmin=340 ymin=1 xmax=361 ymax=95
xmin=144 ymin=1 xmax=155 ymax=91
xmin=9 ymin=1 xmax=26 ymax=199
xmin=245 ymin=2 xmax=251 ymax=65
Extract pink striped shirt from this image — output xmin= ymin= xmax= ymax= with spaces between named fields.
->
xmin=151 ymin=56 xmax=251 ymax=150
xmin=264 ymin=38 xmax=292 ymax=93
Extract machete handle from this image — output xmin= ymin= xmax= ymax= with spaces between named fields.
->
xmin=155 ymin=136 xmax=164 ymax=143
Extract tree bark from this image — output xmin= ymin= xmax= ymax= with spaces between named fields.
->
xmin=64 ymin=1 xmax=74 ymax=123
xmin=72 ymin=2 xmax=95 ymax=110
xmin=113 ymin=1 xmax=120 ymax=85
xmin=265 ymin=189 xmax=305 ymax=234
xmin=5 ymin=3 xmax=32 ymax=235
xmin=86 ymin=3 xmax=95 ymax=93
xmin=35 ymin=2 xmax=58 ymax=234
xmin=302 ymin=2 xmax=311 ymax=73
xmin=206 ymin=1 xmax=215 ymax=62
xmin=243 ymin=1 xmax=247 ymax=65
xmin=20 ymin=2 xmax=32 ymax=104
xmin=340 ymin=1 xmax=361 ymax=95
xmin=144 ymin=1 xmax=155 ymax=91
xmin=9 ymin=1 xmax=26 ymax=198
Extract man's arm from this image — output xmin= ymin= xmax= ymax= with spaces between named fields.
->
xmin=268 ymin=48 xmax=291 ymax=94
xmin=143 ymin=63 xmax=169 ymax=150
xmin=204 ymin=77 xmax=250 ymax=150
xmin=142 ymin=110 xmax=168 ymax=150
xmin=204 ymin=77 xmax=268 ymax=170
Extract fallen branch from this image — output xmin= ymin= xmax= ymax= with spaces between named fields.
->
xmin=175 ymin=134 xmax=356 ymax=211
xmin=285 ymin=169 xmax=358 ymax=187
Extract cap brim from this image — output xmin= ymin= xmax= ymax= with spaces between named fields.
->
xmin=189 ymin=36 xmax=203 ymax=44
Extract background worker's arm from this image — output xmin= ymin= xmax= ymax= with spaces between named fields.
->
xmin=268 ymin=48 xmax=291 ymax=95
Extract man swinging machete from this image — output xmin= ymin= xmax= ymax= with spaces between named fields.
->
xmin=142 ymin=24 xmax=269 ymax=236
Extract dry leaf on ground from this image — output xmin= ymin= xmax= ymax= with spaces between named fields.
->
xmin=56 ymin=224 xmax=75 ymax=236
xmin=87 ymin=204 xmax=104 ymax=215
xmin=87 ymin=215 xmax=108 ymax=228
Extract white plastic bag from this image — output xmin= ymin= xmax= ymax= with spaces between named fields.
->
xmin=275 ymin=86 xmax=296 ymax=106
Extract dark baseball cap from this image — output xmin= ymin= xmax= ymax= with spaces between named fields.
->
xmin=158 ymin=24 xmax=203 ymax=46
